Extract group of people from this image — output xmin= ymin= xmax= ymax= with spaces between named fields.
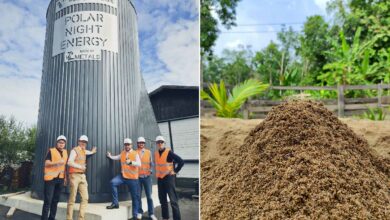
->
xmin=41 ymin=134 xmax=184 ymax=220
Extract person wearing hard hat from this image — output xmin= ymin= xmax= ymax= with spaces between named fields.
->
xmin=155 ymin=135 xmax=184 ymax=220
xmin=136 ymin=137 xmax=157 ymax=220
xmin=106 ymin=138 xmax=141 ymax=220
xmin=66 ymin=135 xmax=97 ymax=220
xmin=41 ymin=135 xmax=68 ymax=220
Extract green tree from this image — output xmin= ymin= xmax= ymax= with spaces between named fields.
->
xmin=201 ymin=0 xmax=241 ymax=58
xmin=277 ymin=26 xmax=300 ymax=58
xmin=297 ymin=16 xmax=338 ymax=83
xmin=0 ymin=116 xmax=36 ymax=164
xmin=252 ymin=41 xmax=283 ymax=86
xmin=203 ymin=56 xmax=226 ymax=83
xmin=328 ymin=0 xmax=390 ymax=55
xmin=319 ymin=27 xmax=376 ymax=86
xmin=203 ymin=46 xmax=254 ymax=86
xmin=220 ymin=46 xmax=254 ymax=85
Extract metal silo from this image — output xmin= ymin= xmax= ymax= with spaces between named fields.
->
xmin=31 ymin=0 xmax=160 ymax=202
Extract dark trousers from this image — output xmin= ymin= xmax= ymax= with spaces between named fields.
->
xmin=157 ymin=175 xmax=181 ymax=220
xmin=41 ymin=179 xmax=63 ymax=220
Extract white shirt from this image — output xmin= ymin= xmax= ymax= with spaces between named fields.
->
xmin=137 ymin=148 xmax=154 ymax=176
xmin=67 ymin=148 xmax=95 ymax=169
xmin=108 ymin=149 xmax=141 ymax=167
xmin=138 ymin=148 xmax=154 ymax=166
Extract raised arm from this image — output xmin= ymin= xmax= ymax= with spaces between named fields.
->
xmin=106 ymin=152 xmax=121 ymax=160
xmin=85 ymin=146 xmax=97 ymax=155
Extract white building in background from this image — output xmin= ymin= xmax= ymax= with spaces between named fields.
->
xmin=149 ymin=86 xmax=199 ymax=180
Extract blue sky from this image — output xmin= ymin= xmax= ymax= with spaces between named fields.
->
xmin=0 ymin=0 xmax=329 ymax=125
xmin=214 ymin=0 xmax=330 ymax=54
xmin=0 ymin=0 xmax=199 ymax=125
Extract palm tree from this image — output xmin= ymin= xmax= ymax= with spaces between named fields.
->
xmin=201 ymin=79 xmax=269 ymax=118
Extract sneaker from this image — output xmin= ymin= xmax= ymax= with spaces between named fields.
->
xmin=136 ymin=213 xmax=142 ymax=219
xmin=106 ymin=203 xmax=119 ymax=209
xmin=150 ymin=214 xmax=158 ymax=220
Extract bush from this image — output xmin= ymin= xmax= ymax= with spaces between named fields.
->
xmin=0 ymin=116 xmax=36 ymax=168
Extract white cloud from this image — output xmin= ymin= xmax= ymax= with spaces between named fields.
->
xmin=214 ymin=0 xmax=327 ymax=54
xmin=0 ymin=78 xmax=40 ymax=125
xmin=314 ymin=0 xmax=330 ymax=12
xmin=155 ymin=19 xmax=200 ymax=89
xmin=225 ymin=39 xmax=244 ymax=49
xmin=0 ymin=1 xmax=45 ymax=79
xmin=0 ymin=0 xmax=200 ymax=124
xmin=137 ymin=0 xmax=200 ymax=91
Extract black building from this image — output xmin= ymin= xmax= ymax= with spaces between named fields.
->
xmin=149 ymin=85 xmax=199 ymax=122
xmin=149 ymin=85 xmax=199 ymax=188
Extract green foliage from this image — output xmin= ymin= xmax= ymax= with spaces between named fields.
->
xmin=203 ymin=45 xmax=254 ymax=85
xmin=252 ymin=42 xmax=282 ymax=85
xmin=297 ymin=15 xmax=337 ymax=81
xmin=0 ymin=116 xmax=36 ymax=165
xmin=201 ymin=79 xmax=269 ymax=117
xmin=328 ymin=0 xmax=390 ymax=52
xmin=319 ymin=27 xmax=376 ymax=86
xmin=201 ymin=0 xmax=241 ymax=58
xmin=360 ymin=107 xmax=387 ymax=121
xmin=202 ymin=0 xmax=390 ymax=100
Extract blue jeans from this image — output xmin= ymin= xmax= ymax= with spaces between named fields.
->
xmin=138 ymin=176 xmax=154 ymax=216
xmin=110 ymin=175 xmax=140 ymax=218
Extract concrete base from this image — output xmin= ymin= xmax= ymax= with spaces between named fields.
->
xmin=0 ymin=185 xmax=160 ymax=220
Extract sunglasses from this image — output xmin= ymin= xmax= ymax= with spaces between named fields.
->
xmin=138 ymin=142 xmax=145 ymax=144
xmin=157 ymin=141 xmax=164 ymax=144
xmin=124 ymin=144 xmax=131 ymax=146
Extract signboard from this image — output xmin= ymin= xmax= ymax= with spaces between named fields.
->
xmin=52 ymin=11 xmax=118 ymax=62
xmin=56 ymin=0 xmax=117 ymax=12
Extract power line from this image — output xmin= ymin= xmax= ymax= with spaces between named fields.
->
xmin=220 ymin=30 xmax=281 ymax=34
xmin=220 ymin=22 xmax=304 ymax=34
xmin=235 ymin=22 xmax=304 ymax=26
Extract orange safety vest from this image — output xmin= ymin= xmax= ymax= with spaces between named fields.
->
xmin=137 ymin=148 xmax=151 ymax=176
xmin=120 ymin=150 xmax=139 ymax=179
xmin=44 ymin=148 xmax=68 ymax=181
xmin=155 ymin=148 xmax=174 ymax=179
xmin=68 ymin=146 xmax=86 ymax=174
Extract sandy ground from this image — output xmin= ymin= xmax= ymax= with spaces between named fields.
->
xmin=201 ymin=118 xmax=390 ymax=161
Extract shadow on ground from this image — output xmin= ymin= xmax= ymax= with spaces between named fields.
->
xmin=141 ymin=198 xmax=199 ymax=220
xmin=1 ymin=198 xmax=199 ymax=220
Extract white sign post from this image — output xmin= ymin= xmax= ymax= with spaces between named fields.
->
xmin=52 ymin=11 xmax=118 ymax=62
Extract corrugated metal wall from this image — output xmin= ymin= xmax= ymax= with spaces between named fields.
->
xmin=158 ymin=117 xmax=199 ymax=178
xmin=150 ymin=88 xmax=199 ymax=121
xmin=31 ymin=0 xmax=160 ymax=202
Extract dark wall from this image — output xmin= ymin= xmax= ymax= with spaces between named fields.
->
xmin=150 ymin=88 xmax=199 ymax=121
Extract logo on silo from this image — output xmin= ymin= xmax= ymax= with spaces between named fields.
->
xmin=56 ymin=0 xmax=117 ymax=13
xmin=56 ymin=0 xmax=65 ymax=10
xmin=52 ymin=11 xmax=118 ymax=62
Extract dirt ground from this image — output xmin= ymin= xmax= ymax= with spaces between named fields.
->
xmin=201 ymin=102 xmax=390 ymax=219
xmin=201 ymin=117 xmax=390 ymax=161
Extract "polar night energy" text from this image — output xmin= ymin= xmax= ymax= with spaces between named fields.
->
xmin=60 ymin=13 xmax=108 ymax=50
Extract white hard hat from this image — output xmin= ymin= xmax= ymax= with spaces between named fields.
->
xmin=155 ymin=136 xmax=165 ymax=142
xmin=124 ymin=138 xmax=132 ymax=144
xmin=79 ymin=135 xmax=88 ymax=142
xmin=57 ymin=135 xmax=67 ymax=142
xmin=137 ymin=137 xmax=146 ymax=143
